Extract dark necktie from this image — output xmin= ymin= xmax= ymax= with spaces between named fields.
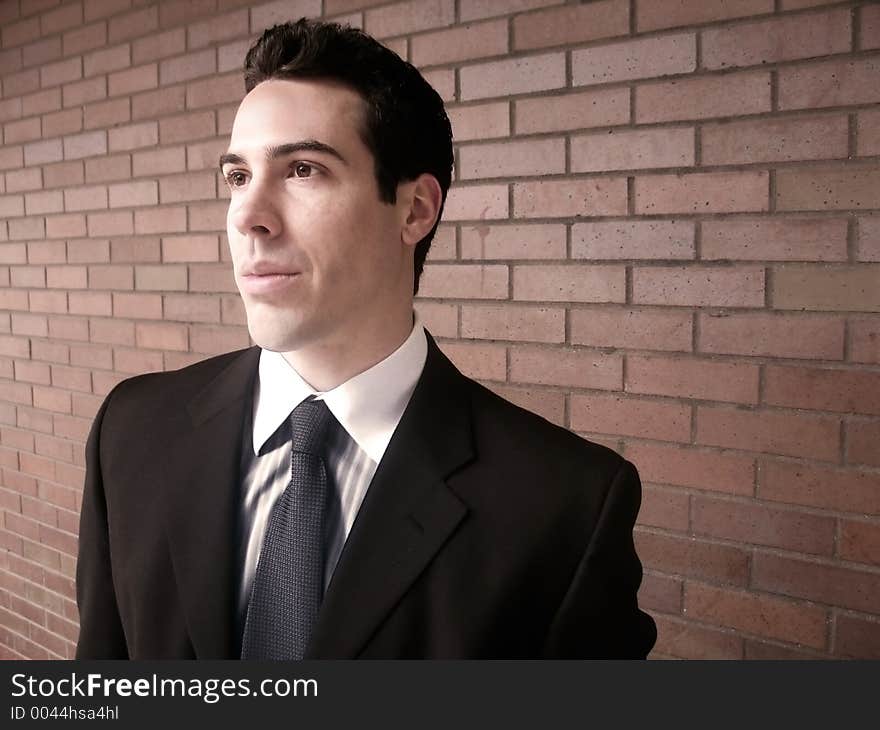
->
xmin=241 ymin=398 xmax=335 ymax=660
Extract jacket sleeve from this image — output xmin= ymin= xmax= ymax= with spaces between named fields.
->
xmin=541 ymin=458 xmax=657 ymax=659
xmin=75 ymin=388 xmax=129 ymax=659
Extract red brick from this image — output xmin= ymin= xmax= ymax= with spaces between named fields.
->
xmin=703 ymin=115 xmax=848 ymax=166
xmin=185 ymin=73 xmax=244 ymax=109
xmin=87 ymin=211 xmax=132 ymax=237
xmin=83 ymin=43 xmax=130 ymax=77
xmin=2 ymin=16 xmax=41 ymax=49
xmin=190 ymin=324 xmax=249 ymax=355
xmin=575 ymin=127 xmax=694 ymax=174
xmin=217 ymin=37 xmax=253 ymax=73
xmin=0 ymin=99 xmax=23 ymax=125
xmin=24 ymin=139 xmax=63 ymax=167
xmin=574 ymin=220 xmax=694 ymax=261
xmin=10 ymin=265 xmax=46 ymax=287
xmin=113 ymin=347 xmax=163 ymax=375
xmin=5 ymin=168 xmax=41 ymax=196
xmin=703 ymin=9 xmax=851 ymax=70
xmin=43 ymin=109 xmax=83 ymax=139
xmin=489 ymin=384 xmax=565 ymax=427
xmin=40 ymin=2 xmax=83 ymax=36
xmin=411 ymin=19 xmax=507 ymax=67
xmin=698 ymin=495 xmax=836 ymax=554
xmin=573 ymin=32 xmax=695 ymax=87
xmin=133 ymin=207 xmax=187 ymax=236
xmin=637 ymin=485 xmax=689 ymax=532
xmin=250 ymin=0 xmax=322 ymax=31
xmin=0 ymin=146 xmax=24 ymax=171
xmin=635 ymin=265 xmax=765 ymax=308
xmin=460 ymin=52 xmax=565 ymax=102
xmin=83 ymin=98 xmax=130 ymax=131
xmin=638 ymin=571 xmax=683 ymax=614
xmin=780 ymin=57 xmax=880 ymax=110
xmin=766 ymin=365 xmax=880 ymax=416
xmin=46 ymin=265 xmax=88 ymax=289
xmin=637 ymin=72 xmax=771 ymax=123
xmin=0 ymin=194 xmax=25 ymax=218
xmin=158 ymin=172 xmax=215 ymax=203
xmin=61 ymin=77 xmax=105 ymax=108
xmin=87 ymin=265 xmax=133 ymax=290
xmin=778 ymin=166 xmax=880 ymax=214
xmin=685 ymin=581 xmax=827 ymax=649
xmin=28 ymin=291 xmax=68 ymax=314
xmin=699 ymin=312 xmax=844 ymax=360
xmin=863 ymin=2 xmax=880 ymax=50
xmin=84 ymin=154 xmax=131 ymax=183
xmin=158 ymin=112 xmax=216 ymax=147
xmin=571 ymin=307 xmax=693 ymax=353
xmin=186 ymin=137 xmax=226 ymax=172
xmin=459 ymin=0 xmax=558 ymax=23
xmin=22 ymin=88 xmax=61 ymax=116
xmin=3 ymin=69 xmax=39 ymax=97
xmin=754 ymin=553 xmax=879 ymax=615
xmin=63 ymin=185 xmax=107 ymax=213
xmin=698 ymin=406 xmax=840 ymax=461
xmin=131 ymin=27 xmax=184 ymax=65
xmin=162 ymin=294 xmax=219 ymax=324
xmin=10 ymin=310 xmax=46 ymax=333
xmin=159 ymin=48 xmax=215 ymax=87
xmin=30 ymin=340 xmax=69 ymax=366
xmin=443 ymin=184 xmax=508 ymax=221
xmin=513 ymin=0 xmax=628 ymax=51
xmin=513 ymin=264 xmax=625 ymax=303
xmin=63 ymin=130 xmax=107 ymax=161
xmin=850 ymin=318 xmax=880 ymax=365
xmin=637 ymin=0 xmax=773 ymax=33
xmin=89 ymin=317 xmax=134 ymax=346
xmin=847 ymin=420 xmax=880 ymax=467
xmin=426 ymin=226 xmax=456 ymax=262
xmin=773 ymin=265 xmax=880 ymax=312
xmin=702 ymin=218 xmax=847 ymax=262
xmin=39 ymin=58 xmax=82 ymax=89
xmin=69 ymin=342 xmax=113 ymax=370
xmin=134 ymin=265 xmax=187 ymax=292
xmin=859 ymin=217 xmax=880 ymax=262
xmin=109 ymin=236 xmax=160 ymax=264
xmin=187 ymin=9 xmax=247 ymax=49
xmin=62 ymin=21 xmax=107 ymax=56
xmin=187 ymin=263 xmax=237 ymax=293
xmin=364 ymin=0 xmax=454 ymax=39
xmin=514 ymin=178 xmax=627 ymax=218
xmin=107 ymin=121 xmax=157 ymax=153
xmin=460 ymin=138 xmax=564 ymax=180
xmin=111 ymin=292 xmax=162 ymax=320
xmin=761 ymin=460 xmax=880 ymax=514
xmin=653 ymin=615 xmax=743 ymax=659
xmin=515 ymin=87 xmax=629 ymax=134
xmin=840 ymin=519 xmax=880 ymax=567
xmin=68 ymin=291 xmax=112 ymax=317
xmin=460 ymin=223 xmax=565 ymax=260
xmin=419 ymin=264 xmax=508 ymax=300
xmin=509 ymin=346 xmax=621 ymax=390
xmin=108 ymin=180 xmax=157 ymax=209
xmin=220 ymin=295 xmax=246 ymax=325
xmin=635 ymin=531 xmax=750 ymax=586
xmin=131 ymin=148 xmax=184 ymax=179
xmin=108 ymin=63 xmax=157 ymax=97
xmin=4 ymin=118 xmax=41 ymax=145
xmin=835 ymin=615 xmax=880 ymax=659
xmin=8 ymin=217 xmax=45 ymax=240
xmin=134 ymin=322 xmax=188 ymax=351
xmin=43 ymin=160 xmax=82 ymax=188
xmin=438 ymin=341 xmax=506 ymax=382
xmin=570 ymin=393 xmax=691 ymax=442
xmin=627 ymin=355 xmax=758 ymax=405
xmin=47 ymin=316 xmax=89 ymax=342
xmin=460 ymin=303 xmax=563 ymax=343
xmin=159 ymin=234 xmax=217 ymax=263
xmin=108 ymin=5 xmax=157 ymax=43
xmin=635 ymin=171 xmax=769 ymax=214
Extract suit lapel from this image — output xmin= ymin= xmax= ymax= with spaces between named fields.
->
xmin=162 ymin=347 xmax=260 ymax=659
xmin=308 ymin=337 xmax=475 ymax=658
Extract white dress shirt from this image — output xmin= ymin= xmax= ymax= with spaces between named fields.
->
xmin=235 ymin=317 xmax=428 ymax=630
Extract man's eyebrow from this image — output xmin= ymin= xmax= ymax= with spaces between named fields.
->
xmin=219 ymin=140 xmax=347 ymax=170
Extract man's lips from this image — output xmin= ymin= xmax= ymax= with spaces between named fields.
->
xmin=239 ymin=266 xmax=301 ymax=295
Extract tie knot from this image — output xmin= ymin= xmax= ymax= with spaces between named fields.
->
xmin=289 ymin=398 xmax=335 ymax=455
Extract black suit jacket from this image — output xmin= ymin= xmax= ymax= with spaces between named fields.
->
xmin=75 ymin=334 xmax=656 ymax=659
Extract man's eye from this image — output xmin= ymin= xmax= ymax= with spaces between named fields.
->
xmin=292 ymin=163 xmax=314 ymax=178
xmin=225 ymin=171 xmax=248 ymax=187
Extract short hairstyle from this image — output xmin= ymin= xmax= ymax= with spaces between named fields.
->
xmin=243 ymin=18 xmax=454 ymax=294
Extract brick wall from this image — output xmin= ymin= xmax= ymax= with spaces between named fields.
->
xmin=0 ymin=0 xmax=878 ymax=659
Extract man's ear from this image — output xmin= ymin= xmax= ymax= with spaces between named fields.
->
xmin=399 ymin=173 xmax=443 ymax=247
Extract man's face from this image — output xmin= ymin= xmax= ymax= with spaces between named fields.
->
xmin=223 ymin=79 xmax=410 ymax=356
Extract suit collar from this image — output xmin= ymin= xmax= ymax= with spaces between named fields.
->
xmin=308 ymin=334 xmax=475 ymax=658
xmin=164 ymin=346 xmax=260 ymax=659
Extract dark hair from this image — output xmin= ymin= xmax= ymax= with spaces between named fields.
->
xmin=243 ymin=18 xmax=453 ymax=295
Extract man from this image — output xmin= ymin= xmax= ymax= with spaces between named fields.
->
xmin=76 ymin=18 xmax=656 ymax=659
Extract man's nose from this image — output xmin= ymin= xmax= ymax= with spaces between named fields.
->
xmin=229 ymin=182 xmax=282 ymax=239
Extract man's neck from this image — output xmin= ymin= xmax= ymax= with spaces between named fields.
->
xmin=280 ymin=310 xmax=415 ymax=392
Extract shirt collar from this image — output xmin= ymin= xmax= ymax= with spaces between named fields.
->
xmin=252 ymin=316 xmax=427 ymax=463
